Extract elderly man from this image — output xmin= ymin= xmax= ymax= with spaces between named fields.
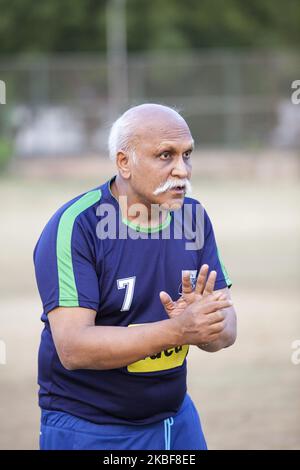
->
xmin=34 ymin=103 xmax=236 ymax=450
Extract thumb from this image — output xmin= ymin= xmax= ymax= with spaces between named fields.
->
xmin=159 ymin=291 xmax=175 ymax=312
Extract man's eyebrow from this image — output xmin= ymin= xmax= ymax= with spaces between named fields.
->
xmin=156 ymin=142 xmax=194 ymax=153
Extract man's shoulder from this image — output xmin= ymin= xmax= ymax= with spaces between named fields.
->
xmin=182 ymin=195 xmax=206 ymax=215
xmin=180 ymin=196 xmax=210 ymax=232
xmin=183 ymin=195 xmax=202 ymax=206
xmin=39 ymin=183 xmax=110 ymax=240
xmin=52 ymin=187 xmax=102 ymax=223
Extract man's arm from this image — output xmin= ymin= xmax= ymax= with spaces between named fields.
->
xmin=48 ymin=297 xmax=231 ymax=371
xmin=49 ymin=307 xmax=181 ymax=371
xmin=198 ymin=287 xmax=236 ymax=352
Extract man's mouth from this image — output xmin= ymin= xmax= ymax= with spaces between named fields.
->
xmin=170 ymin=185 xmax=185 ymax=194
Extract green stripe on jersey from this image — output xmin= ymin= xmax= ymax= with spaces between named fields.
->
xmin=122 ymin=212 xmax=171 ymax=233
xmin=217 ymin=248 xmax=232 ymax=287
xmin=56 ymin=189 xmax=101 ymax=306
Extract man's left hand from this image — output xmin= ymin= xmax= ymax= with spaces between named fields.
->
xmin=159 ymin=264 xmax=226 ymax=319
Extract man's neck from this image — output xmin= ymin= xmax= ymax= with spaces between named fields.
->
xmin=110 ymin=175 xmax=169 ymax=228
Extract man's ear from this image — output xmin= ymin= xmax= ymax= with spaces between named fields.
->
xmin=116 ymin=151 xmax=131 ymax=179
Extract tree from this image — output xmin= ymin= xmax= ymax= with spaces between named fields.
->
xmin=0 ymin=0 xmax=299 ymax=54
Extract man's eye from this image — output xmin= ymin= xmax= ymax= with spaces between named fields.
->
xmin=159 ymin=152 xmax=171 ymax=160
xmin=183 ymin=151 xmax=191 ymax=160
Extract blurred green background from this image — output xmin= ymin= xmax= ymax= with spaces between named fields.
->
xmin=1 ymin=0 xmax=300 ymax=53
xmin=0 ymin=0 xmax=299 ymax=450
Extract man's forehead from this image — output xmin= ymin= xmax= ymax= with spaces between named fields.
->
xmin=136 ymin=120 xmax=192 ymax=145
xmin=139 ymin=126 xmax=194 ymax=149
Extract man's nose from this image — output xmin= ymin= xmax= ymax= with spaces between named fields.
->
xmin=171 ymin=156 xmax=189 ymax=179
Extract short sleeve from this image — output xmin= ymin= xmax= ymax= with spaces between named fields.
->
xmin=34 ymin=208 xmax=100 ymax=316
xmin=200 ymin=210 xmax=232 ymax=290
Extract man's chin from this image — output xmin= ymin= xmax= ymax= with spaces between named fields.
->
xmin=160 ymin=196 xmax=185 ymax=211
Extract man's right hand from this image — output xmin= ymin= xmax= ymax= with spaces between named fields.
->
xmin=171 ymin=297 xmax=232 ymax=346
xmin=160 ymin=264 xmax=232 ymax=346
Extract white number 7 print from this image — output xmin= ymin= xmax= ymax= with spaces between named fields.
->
xmin=117 ymin=276 xmax=136 ymax=311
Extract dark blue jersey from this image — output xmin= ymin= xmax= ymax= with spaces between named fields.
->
xmin=34 ymin=177 xmax=232 ymax=425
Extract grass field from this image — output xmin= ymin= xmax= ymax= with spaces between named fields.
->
xmin=0 ymin=168 xmax=299 ymax=449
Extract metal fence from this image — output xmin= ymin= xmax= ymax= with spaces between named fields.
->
xmin=0 ymin=50 xmax=299 ymax=157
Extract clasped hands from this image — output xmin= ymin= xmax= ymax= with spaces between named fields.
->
xmin=159 ymin=264 xmax=233 ymax=347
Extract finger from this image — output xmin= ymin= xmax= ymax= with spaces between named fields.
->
xmin=201 ymin=299 xmax=233 ymax=314
xmin=206 ymin=310 xmax=226 ymax=325
xmin=203 ymin=270 xmax=217 ymax=296
xmin=194 ymin=264 xmax=209 ymax=295
xmin=200 ymin=290 xmax=226 ymax=304
xmin=212 ymin=291 xmax=226 ymax=301
xmin=159 ymin=291 xmax=175 ymax=310
xmin=209 ymin=321 xmax=226 ymax=334
xmin=182 ymin=271 xmax=193 ymax=295
xmin=203 ymin=334 xmax=219 ymax=343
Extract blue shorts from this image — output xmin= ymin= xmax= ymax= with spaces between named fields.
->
xmin=40 ymin=393 xmax=207 ymax=450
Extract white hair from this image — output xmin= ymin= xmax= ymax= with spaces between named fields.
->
xmin=108 ymin=113 xmax=136 ymax=161
xmin=108 ymin=104 xmax=182 ymax=161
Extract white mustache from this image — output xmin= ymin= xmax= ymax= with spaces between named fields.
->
xmin=153 ymin=178 xmax=192 ymax=196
